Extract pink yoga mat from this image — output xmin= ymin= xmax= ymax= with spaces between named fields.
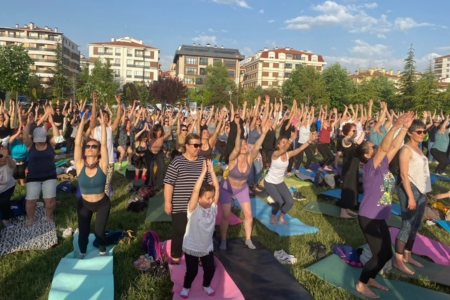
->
xmin=390 ymin=227 xmax=450 ymax=266
xmin=215 ymin=204 xmax=243 ymax=226
xmin=161 ymin=240 xmax=244 ymax=300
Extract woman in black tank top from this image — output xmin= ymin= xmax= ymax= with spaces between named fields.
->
xmin=198 ymin=112 xmax=224 ymax=160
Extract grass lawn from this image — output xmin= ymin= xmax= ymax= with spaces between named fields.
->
xmin=1 ymin=162 xmax=450 ymax=300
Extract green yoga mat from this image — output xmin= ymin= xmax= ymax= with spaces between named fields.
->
xmin=145 ymin=192 xmax=171 ymax=223
xmin=283 ymin=176 xmax=313 ymax=188
xmin=114 ymin=161 xmax=129 ymax=177
xmin=302 ymin=202 xmax=402 ymax=228
xmin=48 ymin=233 xmax=115 ymax=300
xmin=306 ymin=254 xmax=450 ymax=300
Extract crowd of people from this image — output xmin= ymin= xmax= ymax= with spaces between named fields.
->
xmin=0 ymin=93 xmax=449 ymax=299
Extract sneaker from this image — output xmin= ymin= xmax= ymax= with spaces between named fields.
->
xmin=62 ymin=227 xmax=73 ymax=238
xmin=274 ymin=250 xmax=297 ymax=264
xmin=118 ymin=163 xmax=122 ymax=171
xmin=442 ymin=172 xmax=448 ymax=176
xmin=134 ymin=175 xmax=140 ymax=181
xmin=3 ymin=221 xmax=14 ymax=229
xmin=99 ymin=251 xmax=108 ymax=256
xmin=180 ymin=288 xmax=190 ymax=299
xmin=203 ymin=286 xmax=215 ymax=297
xmin=426 ymin=220 xmax=436 ymax=226
xmin=77 ymin=253 xmax=86 ymax=259
xmin=294 ymin=192 xmax=307 ymax=201
xmin=141 ymin=175 xmax=147 ymax=181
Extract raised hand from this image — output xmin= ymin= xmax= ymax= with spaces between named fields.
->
xmin=207 ymin=159 xmax=214 ymax=174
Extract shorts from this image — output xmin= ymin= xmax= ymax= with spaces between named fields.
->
xmin=131 ymin=154 xmax=147 ymax=169
xmin=13 ymin=161 xmax=28 ymax=180
xmin=219 ymin=180 xmax=251 ymax=205
xmin=26 ymin=179 xmax=57 ymax=199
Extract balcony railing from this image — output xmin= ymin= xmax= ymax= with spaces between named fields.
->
xmin=32 ymin=58 xmax=56 ymax=62
xmin=115 ymin=52 xmax=121 ymax=56
xmin=112 ymin=63 xmax=120 ymax=67
xmin=127 ymin=53 xmax=132 ymax=57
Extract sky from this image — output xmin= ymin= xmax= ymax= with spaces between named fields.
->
xmin=1 ymin=0 xmax=450 ymax=74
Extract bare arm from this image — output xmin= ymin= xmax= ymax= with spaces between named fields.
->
xmin=110 ymin=95 xmax=122 ymax=132
xmin=74 ymin=111 xmax=88 ymax=173
xmin=228 ymin=125 xmax=242 ymax=162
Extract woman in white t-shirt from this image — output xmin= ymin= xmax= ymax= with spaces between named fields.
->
xmin=0 ymin=146 xmax=17 ymax=229
xmin=180 ymin=160 xmax=219 ymax=299
xmin=294 ymin=113 xmax=314 ymax=172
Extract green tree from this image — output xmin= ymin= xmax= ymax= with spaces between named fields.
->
xmin=241 ymin=86 xmax=261 ymax=106
xmin=52 ymin=43 xmax=70 ymax=99
xmin=135 ymin=82 xmax=150 ymax=105
xmin=322 ymin=63 xmax=356 ymax=109
xmin=189 ymin=87 xmax=212 ymax=106
xmin=89 ymin=59 xmax=119 ymax=105
xmin=398 ymin=44 xmax=417 ymax=109
xmin=149 ymin=77 xmax=188 ymax=106
xmin=122 ymin=82 xmax=139 ymax=104
xmin=0 ymin=44 xmax=34 ymax=100
xmin=23 ymin=74 xmax=44 ymax=101
xmin=204 ymin=61 xmax=236 ymax=106
xmin=413 ymin=64 xmax=440 ymax=111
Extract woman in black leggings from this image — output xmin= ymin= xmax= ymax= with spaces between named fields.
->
xmin=74 ymin=110 xmax=110 ymax=258
xmin=355 ymin=111 xmax=413 ymax=299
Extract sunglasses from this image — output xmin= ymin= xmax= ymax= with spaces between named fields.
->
xmin=182 ymin=129 xmax=187 ymax=132
xmin=85 ymin=144 xmax=99 ymax=149
xmin=188 ymin=143 xmax=202 ymax=148
xmin=414 ymin=130 xmax=426 ymax=135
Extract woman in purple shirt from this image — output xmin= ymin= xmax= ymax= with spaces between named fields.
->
xmin=354 ymin=111 xmax=414 ymax=299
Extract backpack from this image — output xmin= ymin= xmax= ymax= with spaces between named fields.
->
xmin=127 ymin=196 xmax=148 ymax=212
xmin=143 ymin=230 xmax=162 ymax=262
xmin=0 ymin=197 xmax=27 ymax=219
xmin=315 ymin=170 xmax=336 ymax=189
xmin=333 ymin=245 xmax=363 ymax=268
xmin=57 ymin=181 xmax=77 ymax=194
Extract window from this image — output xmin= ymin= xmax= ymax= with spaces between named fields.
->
xmin=144 ymin=61 xmax=150 ymax=67
xmin=228 ymin=70 xmax=235 ymax=77
xmin=285 ymin=63 xmax=292 ymax=69
xmin=135 ymin=70 xmax=143 ymax=76
xmin=225 ymin=60 xmax=236 ymax=68
xmin=200 ymin=68 xmax=206 ymax=75
xmin=126 ymin=70 xmax=132 ymax=78
xmin=186 ymin=57 xmax=197 ymax=65
xmin=447 ymin=64 xmax=449 ymax=67
xmin=195 ymin=78 xmax=203 ymax=85
xmin=114 ymin=70 xmax=120 ymax=77
xmin=284 ymin=72 xmax=291 ymax=78
xmin=144 ymin=71 xmax=151 ymax=78
xmin=185 ymin=77 xmax=194 ymax=84
xmin=114 ymin=59 xmax=120 ymax=65
xmin=312 ymin=55 xmax=318 ymax=62
xmin=127 ymin=49 xmax=133 ymax=56
xmin=115 ymin=48 xmax=121 ymax=55
xmin=186 ymin=67 xmax=197 ymax=75
xmin=295 ymin=64 xmax=302 ymax=69
xmin=286 ymin=54 xmax=293 ymax=59
xmin=127 ymin=59 xmax=133 ymax=66
xmin=213 ymin=58 xmax=221 ymax=65
xmin=200 ymin=57 xmax=208 ymax=65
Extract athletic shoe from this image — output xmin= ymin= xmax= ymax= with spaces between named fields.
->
xmin=294 ymin=192 xmax=307 ymax=201
xmin=134 ymin=175 xmax=140 ymax=181
xmin=203 ymin=286 xmax=215 ymax=297
xmin=62 ymin=227 xmax=73 ymax=238
xmin=442 ymin=172 xmax=448 ymax=176
xmin=274 ymin=250 xmax=297 ymax=264
xmin=118 ymin=163 xmax=122 ymax=171
xmin=141 ymin=175 xmax=147 ymax=181
xmin=426 ymin=220 xmax=436 ymax=226
xmin=180 ymin=288 xmax=190 ymax=299
xmin=3 ymin=221 xmax=14 ymax=229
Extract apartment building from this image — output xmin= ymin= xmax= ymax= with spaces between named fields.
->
xmin=350 ymin=68 xmax=402 ymax=85
xmin=88 ymin=37 xmax=160 ymax=86
xmin=172 ymin=44 xmax=245 ymax=89
xmin=241 ymin=47 xmax=326 ymax=89
xmin=80 ymin=54 xmax=89 ymax=70
xmin=434 ymin=55 xmax=450 ymax=79
xmin=0 ymin=22 xmax=80 ymax=86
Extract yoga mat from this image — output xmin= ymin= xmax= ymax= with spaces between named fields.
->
xmin=234 ymin=197 xmax=319 ymax=236
xmin=114 ymin=161 xmax=129 ymax=177
xmin=430 ymin=175 xmax=438 ymax=185
xmin=391 ymin=203 xmax=402 ymax=216
xmin=306 ymin=254 xmax=450 ymax=300
xmin=295 ymin=173 xmax=315 ymax=182
xmin=302 ymin=202 xmax=403 ymax=228
xmin=389 ymin=227 xmax=450 ymax=266
xmin=215 ymin=238 xmax=314 ymax=300
xmin=161 ymin=240 xmax=244 ymax=300
xmin=48 ymin=233 xmax=115 ymax=300
xmin=433 ymin=174 xmax=450 ymax=182
xmin=284 ymin=176 xmax=313 ymax=188
xmin=0 ymin=205 xmax=58 ymax=257
xmin=298 ymin=167 xmax=317 ymax=177
xmin=319 ymin=189 xmax=364 ymax=203
xmin=437 ymin=220 xmax=450 ymax=232
xmin=145 ymin=192 xmax=243 ymax=226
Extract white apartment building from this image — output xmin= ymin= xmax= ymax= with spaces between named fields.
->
xmin=88 ymin=37 xmax=160 ymax=86
xmin=434 ymin=55 xmax=450 ymax=79
xmin=0 ymin=22 xmax=80 ymax=86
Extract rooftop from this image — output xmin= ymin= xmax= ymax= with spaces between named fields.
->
xmin=243 ymin=47 xmax=325 ymax=64
xmin=173 ymin=44 xmax=245 ymax=63
xmin=1 ymin=22 xmax=61 ymax=33
xmin=90 ymin=37 xmax=157 ymax=49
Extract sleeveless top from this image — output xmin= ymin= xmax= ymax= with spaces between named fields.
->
xmin=78 ymin=166 xmax=107 ymax=195
xmin=228 ymin=160 xmax=251 ymax=181
xmin=208 ymin=123 xmax=216 ymax=134
xmin=265 ymin=152 xmax=289 ymax=184
xmin=163 ymin=125 xmax=172 ymax=141
xmin=135 ymin=142 xmax=147 ymax=155
xmin=219 ymin=132 xmax=228 ymax=142
xmin=403 ymin=145 xmax=431 ymax=194
xmin=199 ymin=144 xmax=213 ymax=160
xmin=27 ymin=143 xmax=56 ymax=182
xmin=247 ymin=128 xmax=261 ymax=144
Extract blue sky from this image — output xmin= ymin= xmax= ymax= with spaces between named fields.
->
xmin=1 ymin=0 xmax=449 ymax=73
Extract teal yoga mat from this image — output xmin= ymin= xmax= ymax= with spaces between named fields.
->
xmin=437 ymin=220 xmax=450 ymax=232
xmin=48 ymin=233 xmax=115 ymax=300
xmin=234 ymin=197 xmax=319 ymax=236
xmin=306 ymin=254 xmax=450 ymax=300
xmin=145 ymin=192 xmax=172 ymax=223
xmin=320 ymin=189 xmax=364 ymax=203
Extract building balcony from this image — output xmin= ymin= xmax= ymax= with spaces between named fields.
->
xmin=127 ymin=54 xmax=133 ymax=57
xmin=126 ymin=75 xmax=132 ymax=78
xmin=115 ymin=53 xmax=121 ymax=56
xmin=112 ymin=63 xmax=120 ymax=67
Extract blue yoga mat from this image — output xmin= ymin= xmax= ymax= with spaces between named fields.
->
xmin=298 ymin=167 xmax=317 ymax=177
xmin=320 ymin=189 xmax=364 ymax=203
xmin=391 ymin=203 xmax=402 ymax=216
xmin=433 ymin=174 xmax=450 ymax=182
xmin=234 ymin=197 xmax=319 ymax=236
xmin=430 ymin=175 xmax=438 ymax=185
xmin=48 ymin=233 xmax=115 ymax=300
xmin=436 ymin=220 xmax=450 ymax=232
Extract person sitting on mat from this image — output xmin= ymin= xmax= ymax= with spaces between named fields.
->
xmin=180 ymin=160 xmax=219 ymax=299
xmin=74 ymin=110 xmax=111 ymax=259
xmin=265 ymin=131 xmax=317 ymax=225
xmin=0 ymin=146 xmax=17 ymax=229
xmin=394 ymin=119 xmax=432 ymax=275
xmin=355 ymin=112 xmax=414 ymax=299
xmin=219 ymin=121 xmax=269 ymax=250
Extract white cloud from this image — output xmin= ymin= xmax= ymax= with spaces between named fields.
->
xmin=192 ymin=35 xmax=217 ymax=45
xmin=159 ymin=55 xmax=174 ymax=72
xmin=364 ymin=3 xmax=377 ymax=9
xmin=268 ymin=19 xmax=276 ymax=23
xmin=350 ymin=39 xmax=391 ymax=57
xmin=377 ymin=33 xmax=386 ymax=39
xmin=259 ymin=9 xmax=264 ymax=14
xmin=208 ymin=28 xmax=214 ymax=32
xmin=242 ymin=47 xmax=254 ymax=57
xmin=212 ymin=0 xmax=251 ymax=9
xmin=221 ymin=29 xmax=228 ymax=32
xmin=436 ymin=46 xmax=450 ymax=52
xmin=394 ymin=17 xmax=434 ymax=31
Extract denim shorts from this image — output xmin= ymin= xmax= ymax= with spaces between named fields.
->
xmin=26 ymin=179 xmax=57 ymax=199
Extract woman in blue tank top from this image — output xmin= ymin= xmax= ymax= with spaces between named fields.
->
xmin=74 ymin=110 xmax=110 ymax=258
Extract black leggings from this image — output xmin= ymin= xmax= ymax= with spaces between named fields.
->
xmin=431 ymin=148 xmax=448 ymax=174
xmin=215 ymin=140 xmax=227 ymax=163
xmin=184 ymin=252 xmax=215 ymax=289
xmin=13 ymin=162 xmax=28 ymax=180
xmin=77 ymin=195 xmax=111 ymax=254
xmin=147 ymin=150 xmax=165 ymax=189
xmin=294 ymin=144 xmax=313 ymax=169
xmin=317 ymin=143 xmax=334 ymax=167
xmin=0 ymin=185 xmax=15 ymax=221
xmin=358 ymin=215 xmax=393 ymax=284
xmin=261 ymin=148 xmax=274 ymax=168
xmin=171 ymin=212 xmax=188 ymax=259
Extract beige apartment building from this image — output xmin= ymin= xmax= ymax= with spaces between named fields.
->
xmin=241 ymin=47 xmax=326 ymax=89
xmin=434 ymin=55 xmax=450 ymax=79
xmin=350 ymin=68 xmax=402 ymax=85
xmin=172 ymin=44 xmax=245 ymax=89
xmin=0 ymin=22 xmax=80 ymax=86
xmin=88 ymin=37 xmax=160 ymax=86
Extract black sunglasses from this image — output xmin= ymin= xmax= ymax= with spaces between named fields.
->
xmin=85 ymin=144 xmax=99 ymax=149
xmin=188 ymin=143 xmax=202 ymax=148
xmin=414 ymin=130 xmax=426 ymax=135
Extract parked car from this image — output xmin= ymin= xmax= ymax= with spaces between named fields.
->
xmin=147 ymin=104 xmax=156 ymax=113
xmin=18 ymin=96 xmax=31 ymax=107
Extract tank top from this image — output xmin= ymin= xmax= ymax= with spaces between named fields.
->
xmin=298 ymin=125 xmax=311 ymax=144
xmin=208 ymin=124 xmax=216 ymax=134
xmin=27 ymin=143 xmax=56 ymax=182
xmin=219 ymin=132 xmax=228 ymax=142
xmin=403 ymin=145 xmax=431 ymax=194
xmin=228 ymin=160 xmax=251 ymax=181
xmin=247 ymin=128 xmax=261 ymax=144
xmin=265 ymin=152 xmax=289 ymax=184
xmin=78 ymin=166 xmax=107 ymax=195
xmin=163 ymin=125 xmax=172 ymax=141
xmin=135 ymin=142 xmax=147 ymax=154
xmin=199 ymin=144 xmax=213 ymax=160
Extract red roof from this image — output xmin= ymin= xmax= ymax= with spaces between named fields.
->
xmin=259 ymin=48 xmax=325 ymax=62
xmin=90 ymin=41 xmax=156 ymax=49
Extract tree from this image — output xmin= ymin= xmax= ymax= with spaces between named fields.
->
xmin=122 ymin=82 xmax=139 ymax=103
xmin=398 ymin=44 xmax=417 ymax=109
xmin=89 ymin=59 xmax=120 ymax=105
xmin=135 ymin=82 xmax=150 ymax=105
xmin=23 ymin=74 xmax=44 ymax=101
xmin=0 ymin=44 xmax=34 ymax=100
xmin=204 ymin=61 xmax=236 ymax=106
xmin=322 ymin=63 xmax=356 ymax=109
xmin=189 ymin=87 xmax=212 ymax=106
xmin=149 ymin=77 xmax=188 ymax=106
xmin=413 ymin=64 xmax=440 ymax=111
xmin=52 ymin=43 xmax=70 ymax=99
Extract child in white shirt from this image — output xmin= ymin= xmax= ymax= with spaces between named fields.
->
xmin=180 ymin=160 xmax=220 ymax=299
